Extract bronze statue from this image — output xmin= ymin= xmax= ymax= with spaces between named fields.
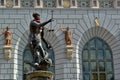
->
xmin=27 ymin=13 xmax=53 ymax=70
xmin=3 ymin=26 xmax=12 ymax=46
xmin=25 ymin=58 xmax=52 ymax=70
xmin=60 ymin=25 xmax=72 ymax=45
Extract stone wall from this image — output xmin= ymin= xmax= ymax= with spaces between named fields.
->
xmin=0 ymin=9 xmax=120 ymax=80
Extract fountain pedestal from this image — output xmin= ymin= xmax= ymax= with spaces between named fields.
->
xmin=26 ymin=71 xmax=53 ymax=80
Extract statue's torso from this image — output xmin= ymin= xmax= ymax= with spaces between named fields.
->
xmin=30 ymin=20 xmax=40 ymax=34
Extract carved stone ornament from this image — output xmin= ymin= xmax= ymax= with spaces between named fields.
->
xmin=66 ymin=45 xmax=74 ymax=60
xmin=3 ymin=45 xmax=12 ymax=61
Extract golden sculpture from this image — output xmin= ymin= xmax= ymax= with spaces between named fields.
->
xmin=2 ymin=26 xmax=12 ymax=61
xmin=60 ymin=24 xmax=74 ymax=60
xmin=6 ymin=0 xmax=13 ymax=8
xmin=60 ymin=24 xmax=72 ymax=45
xmin=95 ymin=17 xmax=100 ymax=27
xmin=63 ymin=0 xmax=70 ymax=8
xmin=3 ymin=26 xmax=12 ymax=46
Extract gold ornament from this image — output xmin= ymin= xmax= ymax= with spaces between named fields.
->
xmin=64 ymin=1 xmax=70 ymax=8
xmin=6 ymin=0 xmax=13 ymax=8
xmin=95 ymin=17 xmax=100 ymax=27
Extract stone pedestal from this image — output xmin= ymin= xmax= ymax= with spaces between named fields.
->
xmin=66 ymin=45 xmax=74 ymax=60
xmin=26 ymin=71 xmax=53 ymax=80
xmin=3 ymin=45 xmax=12 ymax=61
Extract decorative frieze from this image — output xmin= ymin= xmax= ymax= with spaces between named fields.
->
xmin=0 ymin=0 xmax=119 ymax=9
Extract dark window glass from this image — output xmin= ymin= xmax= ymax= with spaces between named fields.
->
xmin=91 ymin=62 xmax=97 ymax=71
xmin=93 ymin=0 xmax=97 ymax=7
xmin=84 ymin=73 xmax=90 ymax=80
xmin=83 ymin=62 xmax=89 ymax=72
xmin=98 ymin=50 xmax=104 ymax=60
xmin=91 ymin=73 xmax=98 ymax=80
xmin=83 ymin=50 xmax=89 ymax=60
xmin=100 ymin=73 xmax=106 ymax=80
xmin=89 ymin=39 xmax=95 ymax=48
xmin=37 ymin=0 xmax=40 ymax=6
xmin=106 ymin=62 xmax=112 ymax=72
xmin=97 ymin=39 xmax=103 ymax=49
xmin=90 ymin=50 xmax=96 ymax=60
xmin=99 ymin=62 xmax=105 ymax=71
xmin=107 ymin=74 xmax=114 ymax=80
xmin=105 ymin=50 xmax=112 ymax=59
xmin=1 ymin=0 xmax=4 ymax=6
xmin=58 ymin=0 xmax=62 ymax=6
xmin=72 ymin=0 xmax=75 ymax=6
xmin=15 ymin=0 xmax=18 ymax=6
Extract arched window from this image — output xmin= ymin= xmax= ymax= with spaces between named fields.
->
xmin=23 ymin=41 xmax=55 ymax=80
xmin=82 ymin=37 xmax=114 ymax=80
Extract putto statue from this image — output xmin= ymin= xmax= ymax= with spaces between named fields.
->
xmin=27 ymin=13 xmax=53 ymax=70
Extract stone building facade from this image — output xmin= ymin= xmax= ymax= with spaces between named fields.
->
xmin=0 ymin=0 xmax=120 ymax=80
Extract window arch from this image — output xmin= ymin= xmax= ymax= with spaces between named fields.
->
xmin=82 ymin=37 xmax=114 ymax=80
xmin=23 ymin=41 xmax=55 ymax=80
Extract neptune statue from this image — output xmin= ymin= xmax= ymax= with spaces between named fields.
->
xmin=26 ymin=13 xmax=53 ymax=70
